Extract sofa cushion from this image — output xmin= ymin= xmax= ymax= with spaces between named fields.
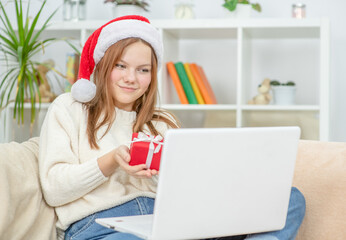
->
xmin=293 ymin=140 xmax=346 ymax=240
xmin=0 ymin=137 xmax=56 ymax=240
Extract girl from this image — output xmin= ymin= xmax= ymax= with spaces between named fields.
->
xmin=39 ymin=15 xmax=178 ymax=240
xmin=39 ymin=15 xmax=305 ymax=240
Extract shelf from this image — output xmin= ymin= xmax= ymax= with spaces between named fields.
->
xmin=161 ymin=104 xmax=237 ymax=111
xmin=161 ymin=28 xmax=237 ymax=40
xmin=161 ymin=104 xmax=319 ymax=111
xmin=6 ymin=102 xmax=51 ymax=109
xmin=46 ymin=18 xmax=320 ymax=27
xmin=46 ymin=18 xmax=324 ymax=36
xmin=47 ymin=21 xmax=105 ymax=30
xmin=243 ymin=27 xmax=319 ymax=39
xmin=241 ymin=105 xmax=320 ymax=111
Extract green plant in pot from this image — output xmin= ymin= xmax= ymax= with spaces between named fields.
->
xmin=104 ymin=0 xmax=150 ymax=12
xmin=223 ymin=0 xmax=261 ymax=13
xmin=0 ymin=0 xmax=76 ymax=125
xmin=270 ymin=80 xmax=297 ymax=105
xmin=270 ymin=80 xmax=296 ymax=87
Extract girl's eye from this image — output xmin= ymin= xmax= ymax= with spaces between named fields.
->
xmin=138 ymin=68 xmax=151 ymax=73
xmin=115 ymin=63 xmax=126 ymax=69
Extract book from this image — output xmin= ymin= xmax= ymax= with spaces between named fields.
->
xmin=183 ymin=63 xmax=205 ymax=104
xmin=65 ymin=53 xmax=80 ymax=92
xmin=166 ymin=62 xmax=189 ymax=104
xmin=189 ymin=63 xmax=214 ymax=104
xmin=174 ymin=62 xmax=198 ymax=104
xmin=197 ymin=65 xmax=217 ymax=104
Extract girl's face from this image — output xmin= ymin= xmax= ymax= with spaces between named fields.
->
xmin=110 ymin=41 xmax=152 ymax=111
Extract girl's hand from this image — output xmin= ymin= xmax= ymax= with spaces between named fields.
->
xmin=98 ymin=145 xmax=158 ymax=178
xmin=113 ymin=145 xmax=158 ymax=179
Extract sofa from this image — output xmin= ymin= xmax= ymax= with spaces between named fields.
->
xmin=0 ymin=138 xmax=345 ymax=240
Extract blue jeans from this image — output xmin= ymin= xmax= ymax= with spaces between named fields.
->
xmin=64 ymin=197 xmax=154 ymax=240
xmin=244 ymin=187 xmax=306 ymax=240
xmin=64 ymin=187 xmax=305 ymax=240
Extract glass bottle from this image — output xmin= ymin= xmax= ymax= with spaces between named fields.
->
xmin=63 ymin=0 xmax=87 ymax=21
xmin=292 ymin=3 xmax=306 ymax=19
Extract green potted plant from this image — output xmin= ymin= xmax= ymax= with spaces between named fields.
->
xmin=270 ymin=80 xmax=296 ymax=105
xmin=223 ymin=0 xmax=261 ymax=18
xmin=0 ymin=0 xmax=75 ymax=125
xmin=104 ymin=0 xmax=150 ymax=17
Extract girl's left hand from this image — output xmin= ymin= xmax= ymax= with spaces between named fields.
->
xmin=122 ymin=163 xmax=159 ymax=179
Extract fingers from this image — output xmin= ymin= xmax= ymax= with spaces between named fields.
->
xmin=116 ymin=145 xmax=131 ymax=163
xmin=114 ymin=145 xmax=159 ymax=179
xmin=124 ymin=164 xmax=153 ymax=179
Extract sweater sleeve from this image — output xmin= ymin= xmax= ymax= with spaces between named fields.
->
xmin=39 ymin=95 xmax=107 ymax=207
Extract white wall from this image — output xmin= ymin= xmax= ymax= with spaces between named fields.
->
xmin=1 ymin=0 xmax=345 ymax=142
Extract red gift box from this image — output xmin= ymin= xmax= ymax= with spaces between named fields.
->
xmin=129 ymin=132 xmax=164 ymax=171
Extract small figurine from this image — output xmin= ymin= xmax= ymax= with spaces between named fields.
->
xmin=248 ymin=78 xmax=272 ymax=105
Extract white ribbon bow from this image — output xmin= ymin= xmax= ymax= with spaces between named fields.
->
xmin=132 ymin=132 xmax=163 ymax=169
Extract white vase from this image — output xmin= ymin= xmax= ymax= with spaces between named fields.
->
xmin=224 ymin=4 xmax=251 ymax=19
xmin=272 ymin=86 xmax=297 ymax=105
xmin=112 ymin=5 xmax=144 ymax=18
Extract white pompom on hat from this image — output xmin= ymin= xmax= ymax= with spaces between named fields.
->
xmin=71 ymin=15 xmax=163 ymax=103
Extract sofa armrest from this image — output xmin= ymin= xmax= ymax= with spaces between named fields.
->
xmin=293 ymin=140 xmax=346 ymax=240
xmin=0 ymin=138 xmax=57 ymax=240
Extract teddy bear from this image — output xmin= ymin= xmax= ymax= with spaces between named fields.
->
xmin=248 ymin=78 xmax=272 ymax=105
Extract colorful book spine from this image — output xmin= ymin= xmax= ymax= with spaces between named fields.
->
xmin=166 ymin=62 xmax=188 ymax=104
xmin=197 ymin=65 xmax=217 ymax=104
xmin=189 ymin=63 xmax=214 ymax=104
xmin=65 ymin=53 xmax=80 ymax=92
xmin=184 ymin=63 xmax=205 ymax=104
xmin=174 ymin=62 xmax=198 ymax=104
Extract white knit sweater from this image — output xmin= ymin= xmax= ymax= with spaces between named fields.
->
xmin=39 ymin=93 xmax=172 ymax=233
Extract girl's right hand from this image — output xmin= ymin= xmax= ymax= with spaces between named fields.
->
xmin=98 ymin=145 xmax=158 ymax=179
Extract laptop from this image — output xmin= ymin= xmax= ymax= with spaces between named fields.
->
xmin=96 ymin=126 xmax=301 ymax=240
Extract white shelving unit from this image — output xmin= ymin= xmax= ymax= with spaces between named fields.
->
xmin=2 ymin=103 xmax=50 ymax=143
xmin=2 ymin=18 xmax=329 ymax=142
xmin=155 ymin=18 xmax=329 ymax=140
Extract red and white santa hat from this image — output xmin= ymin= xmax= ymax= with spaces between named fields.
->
xmin=71 ymin=15 xmax=163 ymax=103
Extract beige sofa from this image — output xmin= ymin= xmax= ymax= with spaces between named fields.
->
xmin=0 ymin=138 xmax=345 ymax=240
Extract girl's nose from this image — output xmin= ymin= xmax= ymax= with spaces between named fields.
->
xmin=123 ymin=68 xmax=136 ymax=82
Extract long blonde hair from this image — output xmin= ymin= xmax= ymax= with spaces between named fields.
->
xmin=84 ymin=38 xmax=179 ymax=149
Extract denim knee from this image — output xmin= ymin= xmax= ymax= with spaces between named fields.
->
xmin=291 ymin=187 xmax=306 ymax=220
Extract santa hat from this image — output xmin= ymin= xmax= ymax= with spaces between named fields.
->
xmin=71 ymin=15 xmax=163 ymax=103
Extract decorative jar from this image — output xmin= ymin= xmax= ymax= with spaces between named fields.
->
xmin=63 ymin=0 xmax=87 ymax=21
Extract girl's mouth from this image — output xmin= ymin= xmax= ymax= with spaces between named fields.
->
xmin=119 ymin=86 xmax=136 ymax=92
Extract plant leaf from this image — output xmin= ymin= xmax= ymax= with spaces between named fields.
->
xmin=63 ymin=38 xmax=81 ymax=55
xmin=15 ymin=0 xmax=25 ymax=46
xmin=0 ymin=34 xmax=18 ymax=55
xmin=29 ymin=1 xmax=59 ymax=49
xmin=26 ymin=67 xmax=37 ymax=124
xmin=0 ymin=2 xmax=19 ymax=47
xmin=0 ymin=68 xmax=17 ymax=106
xmin=29 ymin=38 xmax=57 ymax=58
xmin=223 ymin=0 xmax=238 ymax=11
xmin=251 ymin=3 xmax=261 ymax=12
